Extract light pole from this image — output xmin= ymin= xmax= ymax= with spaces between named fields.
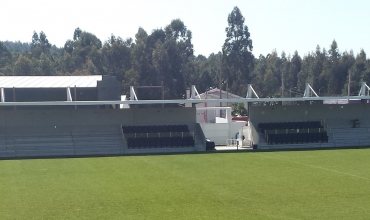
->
xmin=205 ymin=87 xmax=212 ymax=123
xmin=348 ymin=71 xmax=351 ymax=96
xmin=319 ymin=86 xmax=325 ymax=96
xmin=219 ymin=56 xmax=222 ymax=118
xmin=290 ymin=87 xmax=297 ymax=98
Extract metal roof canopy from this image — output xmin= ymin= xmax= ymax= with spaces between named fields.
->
xmin=0 ymin=76 xmax=102 ymax=88
xmin=0 ymin=82 xmax=369 ymax=106
xmin=0 ymin=96 xmax=369 ymax=106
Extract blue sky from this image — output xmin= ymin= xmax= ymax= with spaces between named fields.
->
xmin=1 ymin=0 xmax=369 ymax=57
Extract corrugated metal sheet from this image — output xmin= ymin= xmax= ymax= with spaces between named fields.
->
xmin=0 ymin=76 xmax=103 ymax=88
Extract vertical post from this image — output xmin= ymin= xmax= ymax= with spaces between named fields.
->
xmin=161 ymin=81 xmax=164 ymax=100
xmin=66 ymin=87 xmax=73 ymax=101
xmin=161 ymin=81 xmax=164 ymax=108
xmin=360 ymin=82 xmax=366 ymax=96
xmin=219 ymin=55 xmax=222 ymax=118
xmin=247 ymin=84 xmax=252 ymax=98
xmin=205 ymin=90 xmax=208 ymax=123
xmin=226 ymin=81 xmax=229 ymax=107
xmin=191 ymin=85 xmax=196 ymax=99
xmin=130 ymin=86 xmax=135 ymax=100
xmin=219 ymin=88 xmax=222 ymax=118
xmin=1 ymin=87 xmax=5 ymax=102
xmin=13 ymin=87 xmax=16 ymax=110
xmin=348 ymin=72 xmax=351 ymax=96
xmin=246 ymin=84 xmax=252 ymax=115
xmin=282 ymin=69 xmax=284 ymax=98
xmin=191 ymin=85 xmax=196 ymax=108
xmin=74 ymin=85 xmax=77 ymax=109
xmin=304 ymin=83 xmax=310 ymax=98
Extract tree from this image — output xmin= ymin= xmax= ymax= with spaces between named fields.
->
xmin=102 ymin=35 xmax=132 ymax=82
xmin=67 ymin=29 xmax=103 ymax=70
xmin=61 ymin=52 xmax=75 ymax=73
xmin=290 ymin=51 xmax=302 ymax=88
xmin=165 ymin=19 xmax=193 ymax=59
xmin=0 ymin=42 xmax=12 ymax=70
xmin=39 ymin=53 xmax=54 ymax=75
xmin=297 ymin=53 xmax=314 ymax=92
xmin=312 ymin=45 xmax=326 ymax=92
xmin=339 ymin=50 xmax=355 ymax=95
xmin=31 ymin=31 xmax=52 ymax=58
xmin=345 ymin=50 xmax=366 ymax=95
xmin=325 ymin=40 xmax=341 ymax=94
xmin=251 ymin=55 xmax=267 ymax=96
xmin=222 ymin=6 xmax=254 ymax=96
xmin=2 ymin=41 xmax=31 ymax=53
xmin=232 ymin=103 xmax=247 ymax=116
xmin=126 ymin=21 xmax=194 ymax=99
xmin=152 ymin=39 xmax=169 ymax=86
xmin=14 ymin=55 xmax=33 ymax=75
xmin=73 ymin=27 xmax=82 ymax=41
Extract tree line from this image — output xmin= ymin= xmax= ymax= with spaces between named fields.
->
xmin=1 ymin=7 xmax=369 ymax=99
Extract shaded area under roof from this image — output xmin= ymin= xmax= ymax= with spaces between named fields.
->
xmin=0 ymin=76 xmax=103 ymax=88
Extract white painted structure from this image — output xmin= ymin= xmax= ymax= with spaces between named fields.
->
xmin=194 ymin=88 xmax=247 ymax=123
xmin=0 ymin=75 xmax=102 ymax=88
xmin=196 ymin=107 xmax=247 ymax=145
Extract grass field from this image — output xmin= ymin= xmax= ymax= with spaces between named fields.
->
xmin=0 ymin=149 xmax=370 ymax=219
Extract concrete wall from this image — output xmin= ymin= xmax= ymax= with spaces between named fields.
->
xmin=196 ymin=102 xmax=230 ymax=123
xmin=249 ymin=103 xmax=370 ymax=128
xmin=199 ymin=121 xmax=245 ymax=145
xmin=0 ymin=107 xmax=196 ymax=134
xmin=3 ymin=88 xmax=98 ymax=102
xmin=200 ymin=123 xmax=229 ymax=145
xmin=97 ymin=75 xmax=120 ymax=101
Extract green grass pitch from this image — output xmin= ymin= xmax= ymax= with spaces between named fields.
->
xmin=1 ymin=149 xmax=370 ymax=219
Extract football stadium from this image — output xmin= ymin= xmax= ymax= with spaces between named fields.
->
xmin=0 ymin=75 xmax=370 ymax=219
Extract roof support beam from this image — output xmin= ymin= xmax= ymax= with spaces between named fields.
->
xmin=304 ymin=83 xmax=319 ymax=97
xmin=66 ymin=87 xmax=72 ymax=101
xmin=246 ymin=84 xmax=259 ymax=99
xmin=130 ymin=86 xmax=138 ymax=100
xmin=359 ymin=82 xmax=370 ymax=96
xmin=191 ymin=85 xmax=201 ymax=100
xmin=1 ymin=88 xmax=4 ymax=102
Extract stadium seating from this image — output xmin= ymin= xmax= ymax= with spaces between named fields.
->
xmin=122 ymin=125 xmax=195 ymax=149
xmin=266 ymin=132 xmax=328 ymax=145
xmin=122 ymin=125 xmax=189 ymax=133
xmin=258 ymin=121 xmax=328 ymax=145
xmin=258 ymin=121 xmax=322 ymax=133
xmin=126 ymin=136 xmax=195 ymax=149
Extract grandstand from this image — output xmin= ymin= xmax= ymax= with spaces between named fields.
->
xmin=248 ymin=101 xmax=370 ymax=149
xmin=0 ymin=76 xmax=369 ymax=158
xmin=0 ymin=76 xmax=204 ymax=158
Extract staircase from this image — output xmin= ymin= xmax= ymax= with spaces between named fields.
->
xmin=71 ymin=130 xmax=123 ymax=155
xmin=0 ymin=125 xmax=124 ymax=158
xmin=330 ymin=127 xmax=370 ymax=147
xmin=193 ymin=132 xmax=205 ymax=151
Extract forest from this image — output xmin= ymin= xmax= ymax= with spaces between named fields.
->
xmin=0 ymin=6 xmax=369 ymax=100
